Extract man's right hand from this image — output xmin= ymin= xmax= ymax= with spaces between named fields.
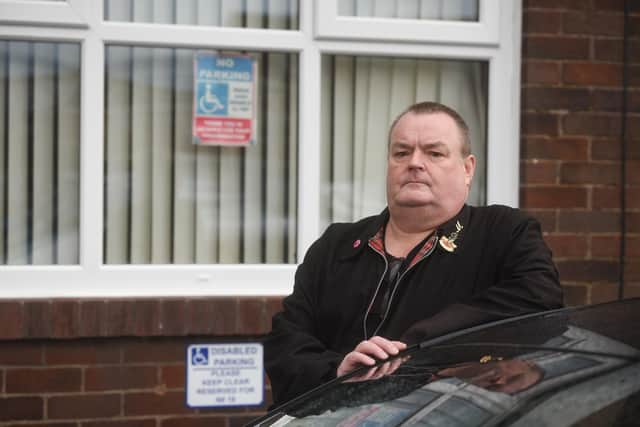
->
xmin=337 ymin=336 xmax=407 ymax=381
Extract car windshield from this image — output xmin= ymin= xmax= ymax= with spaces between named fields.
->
xmin=250 ymin=299 xmax=640 ymax=427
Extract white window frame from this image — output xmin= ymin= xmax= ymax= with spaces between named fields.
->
xmin=0 ymin=0 xmax=521 ymax=298
xmin=316 ymin=0 xmax=499 ymax=45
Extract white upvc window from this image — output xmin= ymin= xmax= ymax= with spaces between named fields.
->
xmin=0 ymin=0 xmax=521 ymax=298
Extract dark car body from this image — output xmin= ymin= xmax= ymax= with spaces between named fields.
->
xmin=250 ymin=298 xmax=640 ymax=426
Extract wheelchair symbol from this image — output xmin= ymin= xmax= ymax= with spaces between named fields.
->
xmin=191 ymin=347 xmax=209 ymax=366
xmin=199 ymin=83 xmax=225 ymax=113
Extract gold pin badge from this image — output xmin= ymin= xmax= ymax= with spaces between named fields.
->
xmin=439 ymin=221 xmax=463 ymax=253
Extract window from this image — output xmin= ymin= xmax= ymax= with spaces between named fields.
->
xmin=0 ymin=0 xmax=522 ymax=297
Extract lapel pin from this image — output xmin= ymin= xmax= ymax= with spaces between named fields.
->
xmin=439 ymin=221 xmax=463 ymax=253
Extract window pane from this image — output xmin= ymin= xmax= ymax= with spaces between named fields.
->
xmin=320 ymin=55 xmax=487 ymax=230
xmin=103 ymin=46 xmax=298 ymax=264
xmin=0 ymin=41 xmax=81 ymax=265
xmin=104 ymin=0 xmax=299 ymax=30
xmin=338 ymin=0 xmax=479 ymax=22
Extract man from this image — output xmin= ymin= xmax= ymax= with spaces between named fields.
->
xmin=264 ymin=102 xmax=563 ymax=406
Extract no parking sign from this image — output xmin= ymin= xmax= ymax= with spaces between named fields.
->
xmin=193 ymin=52 xmax=257 ymax=146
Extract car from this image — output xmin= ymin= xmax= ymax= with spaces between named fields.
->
xmin=249 ymin=298 xmax=640 ymax=426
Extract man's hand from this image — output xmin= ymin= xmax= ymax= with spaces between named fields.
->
xmin=337 ymin=336 xmax=407 ymax=381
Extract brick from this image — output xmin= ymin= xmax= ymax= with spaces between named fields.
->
xmin=521 ymin=112 xmax=559 ymax=135
xmin=562 ymin=284 xmax=589 ymax=306
xmin=524 ymin=0 xmax=588 ymax=9
xmin=558 ymin=211 xmax=621 ymax=233
xmin=6 ymin=368 xmax=81 ymax=393
xmin=238 ymin=298 xmax=269 ymax=334
xmin=187 ymin=298 xmax=237 ymax=335
xmin=79 ymin=300 xmax=108 ymax=336
xmin=543 ymin=233 xmax=588 ymax=258
xmin=560 ymin=162 xmax=620 ymax=185
xmin=520 ymin=187 xmax=587 ymax=208
xmin=7 ymin=423 xmax=76 ymax=427
xmin=107 ymin=300 xmax=160 ymax=336
xmin=591 ymin=139 xmax=621 ymax=160
xmin=590 ymin=283 xmax=621 ymax=304
xmin=593 ymin=187 xmax=640 ymax=209
xmin=521 ymin=160 xmax=558 ymax=183
xmin=46 ymin=341 xmax=121 ymax=365
xmin=624 ymin=285 xmax=640 ymax=299
xmin=0 ymin=301 xmax=23 ymax=338
xmin=594 ymin=38 xmax=623 ymax=62
xmin=522 ymin=61 xmax=561 ymax=84
xmin=523 ymin=10 xmax=562 ymax=33
xmin=628 ymin=212 xmax=640 ymax=233
xmin=628 ymin=116 xmax=640 ymax=139
xmin=265 ymin=297 xmax=283 ymax=320
xmin=592 ymin=187 xmax=620 ymax=208
xmin=83 ymin=420 xmax=156 ymax=427
xmin=627 ymin=161 xmax=640 ymax=184
xmin=161 ymin=417 xmax=226 ymax=427
xmin=522 ymin=87 xmax=590 ymax=110
xmin=564 ymin=63 xmax=623 ymax=87
xmin=625 ymin=258 xmax=640 ymax=281
xmin=523 ymin=36 xmax=589 ymax=60
xmin=123 ymin=339 xmax=184 ymax=363
xmin=0 ymin=396 xmax=43 ymax=421
xmin=563 ymin=113 xmax=620 ymax=136
xmin=593 ymin=235 xmax=640 ymax=257
xmin=556 ymin=260 xmax=620 ymax=282
xmin=630 ymin=66 xmax=640 ymax=86
xmin=51 ymin=300 xmax=79 ymax=338
xmin=159 ymin=299 xmax=187 ymax=335
xmin=522 ymin=209 xmax=557 ymax=232
xmin=23 ymin=300 xmax=51 ymax=338
xmin=593 ymin=0 xmax=624 ymax=11
xmin=591 ymin=89 xmax=623 ymax=112
xmin=161 ymin=365 xmax=185 ymax=389
xmin=0 ymin=342 xmax=42 ymax=365
xmin=48 ymin=394 xmax=120 ymax=419
xmin=85 ymin=366 xmax=157 ymax=391
xmin=522 ymin=136 xmax=589 ymax=160
xmin=563 ymin=12 xmax=624 ymax=36
xmin=124 ymin=391 xmax=190 ymax=416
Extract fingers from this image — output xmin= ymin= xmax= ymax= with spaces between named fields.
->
xmin=337 ymin=336 xmax=408 ymax=379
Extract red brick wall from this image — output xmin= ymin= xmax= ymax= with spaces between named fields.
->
xmin=521 ymin=0 xmax=640 ymax=305
xmin=1 ymin=1 xmax=639 ymax=425
xmin=0 ymin=299 xmax=281 ymax=425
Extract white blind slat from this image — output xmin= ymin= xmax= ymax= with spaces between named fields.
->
xmin=7 ymin=42 xmax=31 ymax=264
xmin=172 ymin=49 xmax=197 ymax=263
xmin=0 ymin=41 xmax=7 ymax=263
xmin=130 ymin=46 xmax=153 ymax=263
xmin=56 ymin=43 xmax=80 ymax=265
xmin=32 ymin=43 xmax=56 ymax=265
xmin=105 ymin=46 xmax=132 ymax=264
xmin=150 ymin=48 xmax=174 ymax=263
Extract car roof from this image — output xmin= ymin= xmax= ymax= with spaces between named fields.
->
xmin=250 ymin=298 xmax=640 ymax=426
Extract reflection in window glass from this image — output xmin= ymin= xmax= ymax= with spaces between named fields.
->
xmin=104 ymin=46 xmax=298 ymax=264
xmin=0 ymin=41 xmax=81 ymax=265
xmin=338 ymin=0 xmax=478 ymax=22
xmin=104 ymin=0 xmax=299 ymax=30
xmin=320 ymin=55 xmax=487 ymax=230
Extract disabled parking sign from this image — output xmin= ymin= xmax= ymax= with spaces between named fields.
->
xmin=193 ymin=52 xmax=257 ymax=146
xmin=186 ymin=343 xmax=264 ymax=408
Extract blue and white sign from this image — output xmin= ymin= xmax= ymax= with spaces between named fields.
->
xmin=193 ymin=52 xmax=257 ymax=146
xmin=186 ymin=343 xmax=264 ymax=408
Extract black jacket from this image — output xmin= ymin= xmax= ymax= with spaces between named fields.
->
xmin=265 ymin=204 xmax=563 ymax=405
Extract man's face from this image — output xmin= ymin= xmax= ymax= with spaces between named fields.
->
xmin=386 ymin=112 xmax=475 ymax=217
